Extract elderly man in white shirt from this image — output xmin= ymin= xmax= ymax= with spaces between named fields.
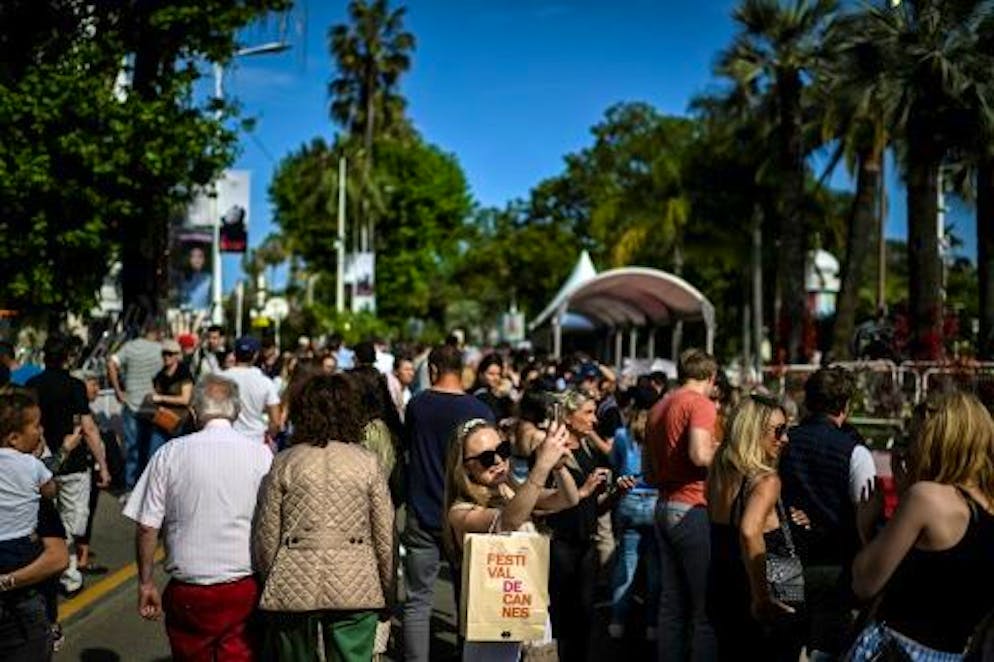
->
xmin=123 ymin=374 xmax=273 ymax=661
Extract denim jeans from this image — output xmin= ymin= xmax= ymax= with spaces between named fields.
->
xmin=148 ymin=428 xmax=171 ymax=463
xmin=122 ymin=406 xmax=156 ymax=489
xmin=610 ymin=491 xmax=660 ymax=628
xmin=401 ymin=509 xmax=453 ymax=662
xmin=654 ymin=501 xmax=716 ymax=662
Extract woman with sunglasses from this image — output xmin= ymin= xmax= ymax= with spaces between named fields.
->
xmin=706 ymin=394 xmax=804 ymax=661
xmin=444 ymin=417 xmax=579 ymax=661
xmin=147 ymin=338 xmax=194 ymax=456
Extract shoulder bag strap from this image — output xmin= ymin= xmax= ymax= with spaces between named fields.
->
xmin=775 ymin=497 xmax=799 ymax=558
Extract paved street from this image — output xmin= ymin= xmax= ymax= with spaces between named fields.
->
xmin=56 ymin=493 xmax=462 ymax=661
xmin=56 ymin=488 xmax=649 ymax=660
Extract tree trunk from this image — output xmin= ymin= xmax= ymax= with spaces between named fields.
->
xmin=831 ymin=145 xmax=881 ymax=360
xmin=120 ymin=4 xmax=168 ymax=320
xmin=978 ymin=157 xmax=994 ymax=358
xmin=776 ymin=68 xmax=808 ymax=362
xmin=752 ymin=204 xmax=764 ymax=375
xmin=906 ymin=118 xmax=943 ymax=360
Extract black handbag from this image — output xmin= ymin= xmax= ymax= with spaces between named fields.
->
xmin=767 ymin=499 xmax=805 ymax=606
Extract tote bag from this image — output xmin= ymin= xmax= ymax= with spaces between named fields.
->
xmin=459 ymin=531 xmax=550 ymax=642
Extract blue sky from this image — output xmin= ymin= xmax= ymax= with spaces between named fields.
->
xmin=219 ymin=0 xmax=975 ymax=291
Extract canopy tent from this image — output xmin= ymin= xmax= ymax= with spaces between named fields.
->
xmin=530 ymin=260 xmax=716 ymax=359
xmin=529 ymin=250 xmax=598 ymax=332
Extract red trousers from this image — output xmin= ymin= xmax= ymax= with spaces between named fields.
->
xmin=163 ymin=576 xmax=260 ymax=662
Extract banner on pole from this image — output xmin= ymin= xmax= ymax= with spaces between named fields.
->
xmin=186 ymin=170 xmax=251 ymax=254
xmin=345 ymin=251 xmax=376 ymax=313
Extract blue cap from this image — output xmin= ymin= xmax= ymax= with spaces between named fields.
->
xmin=234 ymin=336 xmax=261 ymax=355
xmin=575 ymin=362 xmax=600 ymax=382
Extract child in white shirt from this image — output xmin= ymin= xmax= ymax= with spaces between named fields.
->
xmin=0 ymin=389 xmax=56 ymax=575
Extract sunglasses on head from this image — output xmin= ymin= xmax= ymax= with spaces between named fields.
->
xmin=463 ymin=439 xmax=512 ymax=469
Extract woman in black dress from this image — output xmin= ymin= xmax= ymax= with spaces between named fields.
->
xmin=706 ymin=394 xmax=804 ymax=661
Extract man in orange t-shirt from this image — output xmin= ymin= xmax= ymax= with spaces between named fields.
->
xmin=646 ymin=348 xmax=718 ymax=661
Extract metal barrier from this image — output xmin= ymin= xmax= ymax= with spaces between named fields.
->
xmin=755 ymin=360 xmax=994 ymax=447
xmin=758 ymin=361 xmax=915 ymax=449
xmin=920 ymin=364 xmax=994 ymax=411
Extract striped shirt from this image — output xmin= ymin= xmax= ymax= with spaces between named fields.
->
xmin=112 ymin=338 xmax=163 ymax=412
xmin=122 ymin=420 xmax=273 ymax=584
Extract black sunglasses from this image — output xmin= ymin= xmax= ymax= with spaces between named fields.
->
xmin=771 ymin=423 xmax=788 ymax=439
xmin=463 ymin=439 xmax=512 ymax=469
xmin=161 ymin=351 xmax=179 ymax=357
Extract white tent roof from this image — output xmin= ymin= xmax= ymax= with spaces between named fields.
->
xmin=566 ymin=267 xmax=715 ymax=328
xmin=528 ymin=250 xmax=598 ymax=331
xmin=532 ymin=264 xmax=715 ymax=331
xmin=530 ymin=262 xmax=717 ymax=356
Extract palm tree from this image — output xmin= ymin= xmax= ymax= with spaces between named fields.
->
xmin=957 ymin=10 xmax=994 ymax=358
xmin=850 ymin=0 xmax=994 ymax=359
xmin=816 ymin=7 xmax=900 ymax=359
xmin=328 ymin=0 xmax=415 ymax=155
xmin=691 ymin=64 xmax=780 ymax=374
xmin=719 ymin=0 xmax=838 ymax=362
xmin=328 ymin=0 xmax=414 ymax=259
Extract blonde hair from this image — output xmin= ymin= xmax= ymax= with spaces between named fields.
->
xmin=906 ymin=391 xmax=994 ymax=501
xmin=442 ymin=418 xmax=503 ymax=558
xmin=708 ymin=396 xmax=783 ymax=502
xmin=560 ymin=388 xmax=592 ymax=416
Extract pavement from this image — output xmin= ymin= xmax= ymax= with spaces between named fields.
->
xmin=55 ymin=489 xmax=651 ymax=661
xmin=55 ymin=494 xmax=464 ymax=661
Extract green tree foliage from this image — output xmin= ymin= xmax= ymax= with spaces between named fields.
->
xmin=450 ymin=204 xmax=582 ymax=325
xmin=270 ymin=133 xmax=472 ymax=327
xmin=840 ymin=0 xmax=993 ymax=358
xmin=454 ymin=101 xmax=851 ymax=358
xmin=0 ymin=0 xmax=287 ymax=322
xmin=816 ymin=8 xmax=901 ymax=359
xmin=268 ymin=138 xmax=341 ymax=276
xmin=717 ymin=0 xmax=837 ymax=361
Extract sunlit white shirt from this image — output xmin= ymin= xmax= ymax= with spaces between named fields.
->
xmin=123 ymin=420 xmax=273 ymax=584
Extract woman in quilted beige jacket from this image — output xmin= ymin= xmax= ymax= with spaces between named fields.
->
xmin=254 ymin=373 xmax=394 ymax=662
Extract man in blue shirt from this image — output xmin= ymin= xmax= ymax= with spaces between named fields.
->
xmin=402 ymin=343 xmax=493 ymax=662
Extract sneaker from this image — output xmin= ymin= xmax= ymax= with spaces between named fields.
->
xmin=51 ymin=623 xmax=65 ymax=652
xmin=608 ymin=623 xmax=624 ymax=639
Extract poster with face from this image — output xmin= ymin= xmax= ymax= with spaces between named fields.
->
xmin=170 ymin=224 xmax=214 ymax=313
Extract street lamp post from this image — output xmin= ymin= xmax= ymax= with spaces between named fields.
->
xmin=210 ymin=41 xmax=289 ymax=326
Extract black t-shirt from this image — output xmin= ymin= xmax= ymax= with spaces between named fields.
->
xmin=37 ymin=498 xmax=66 ymax=540
xmin=405 ymin=390 xmax=495 ymax=531
xmin=153 ymin=363 xmax=194 ymax=398
xmin=543 ymin=440 xmax=609 ymax=544
xmin=26 ymin=369 xmax=90 ymax=474
xmin=474 ymin=388 xmax=513 ymax=422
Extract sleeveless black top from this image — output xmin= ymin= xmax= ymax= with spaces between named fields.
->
xmin=877 ymin=487 xmax=994 ymax=653
xmin=709 ymin=475 xmax=794 ymax=603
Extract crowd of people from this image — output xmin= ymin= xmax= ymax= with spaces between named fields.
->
xmin=0 ymin=322 xmax=992 ymax=661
